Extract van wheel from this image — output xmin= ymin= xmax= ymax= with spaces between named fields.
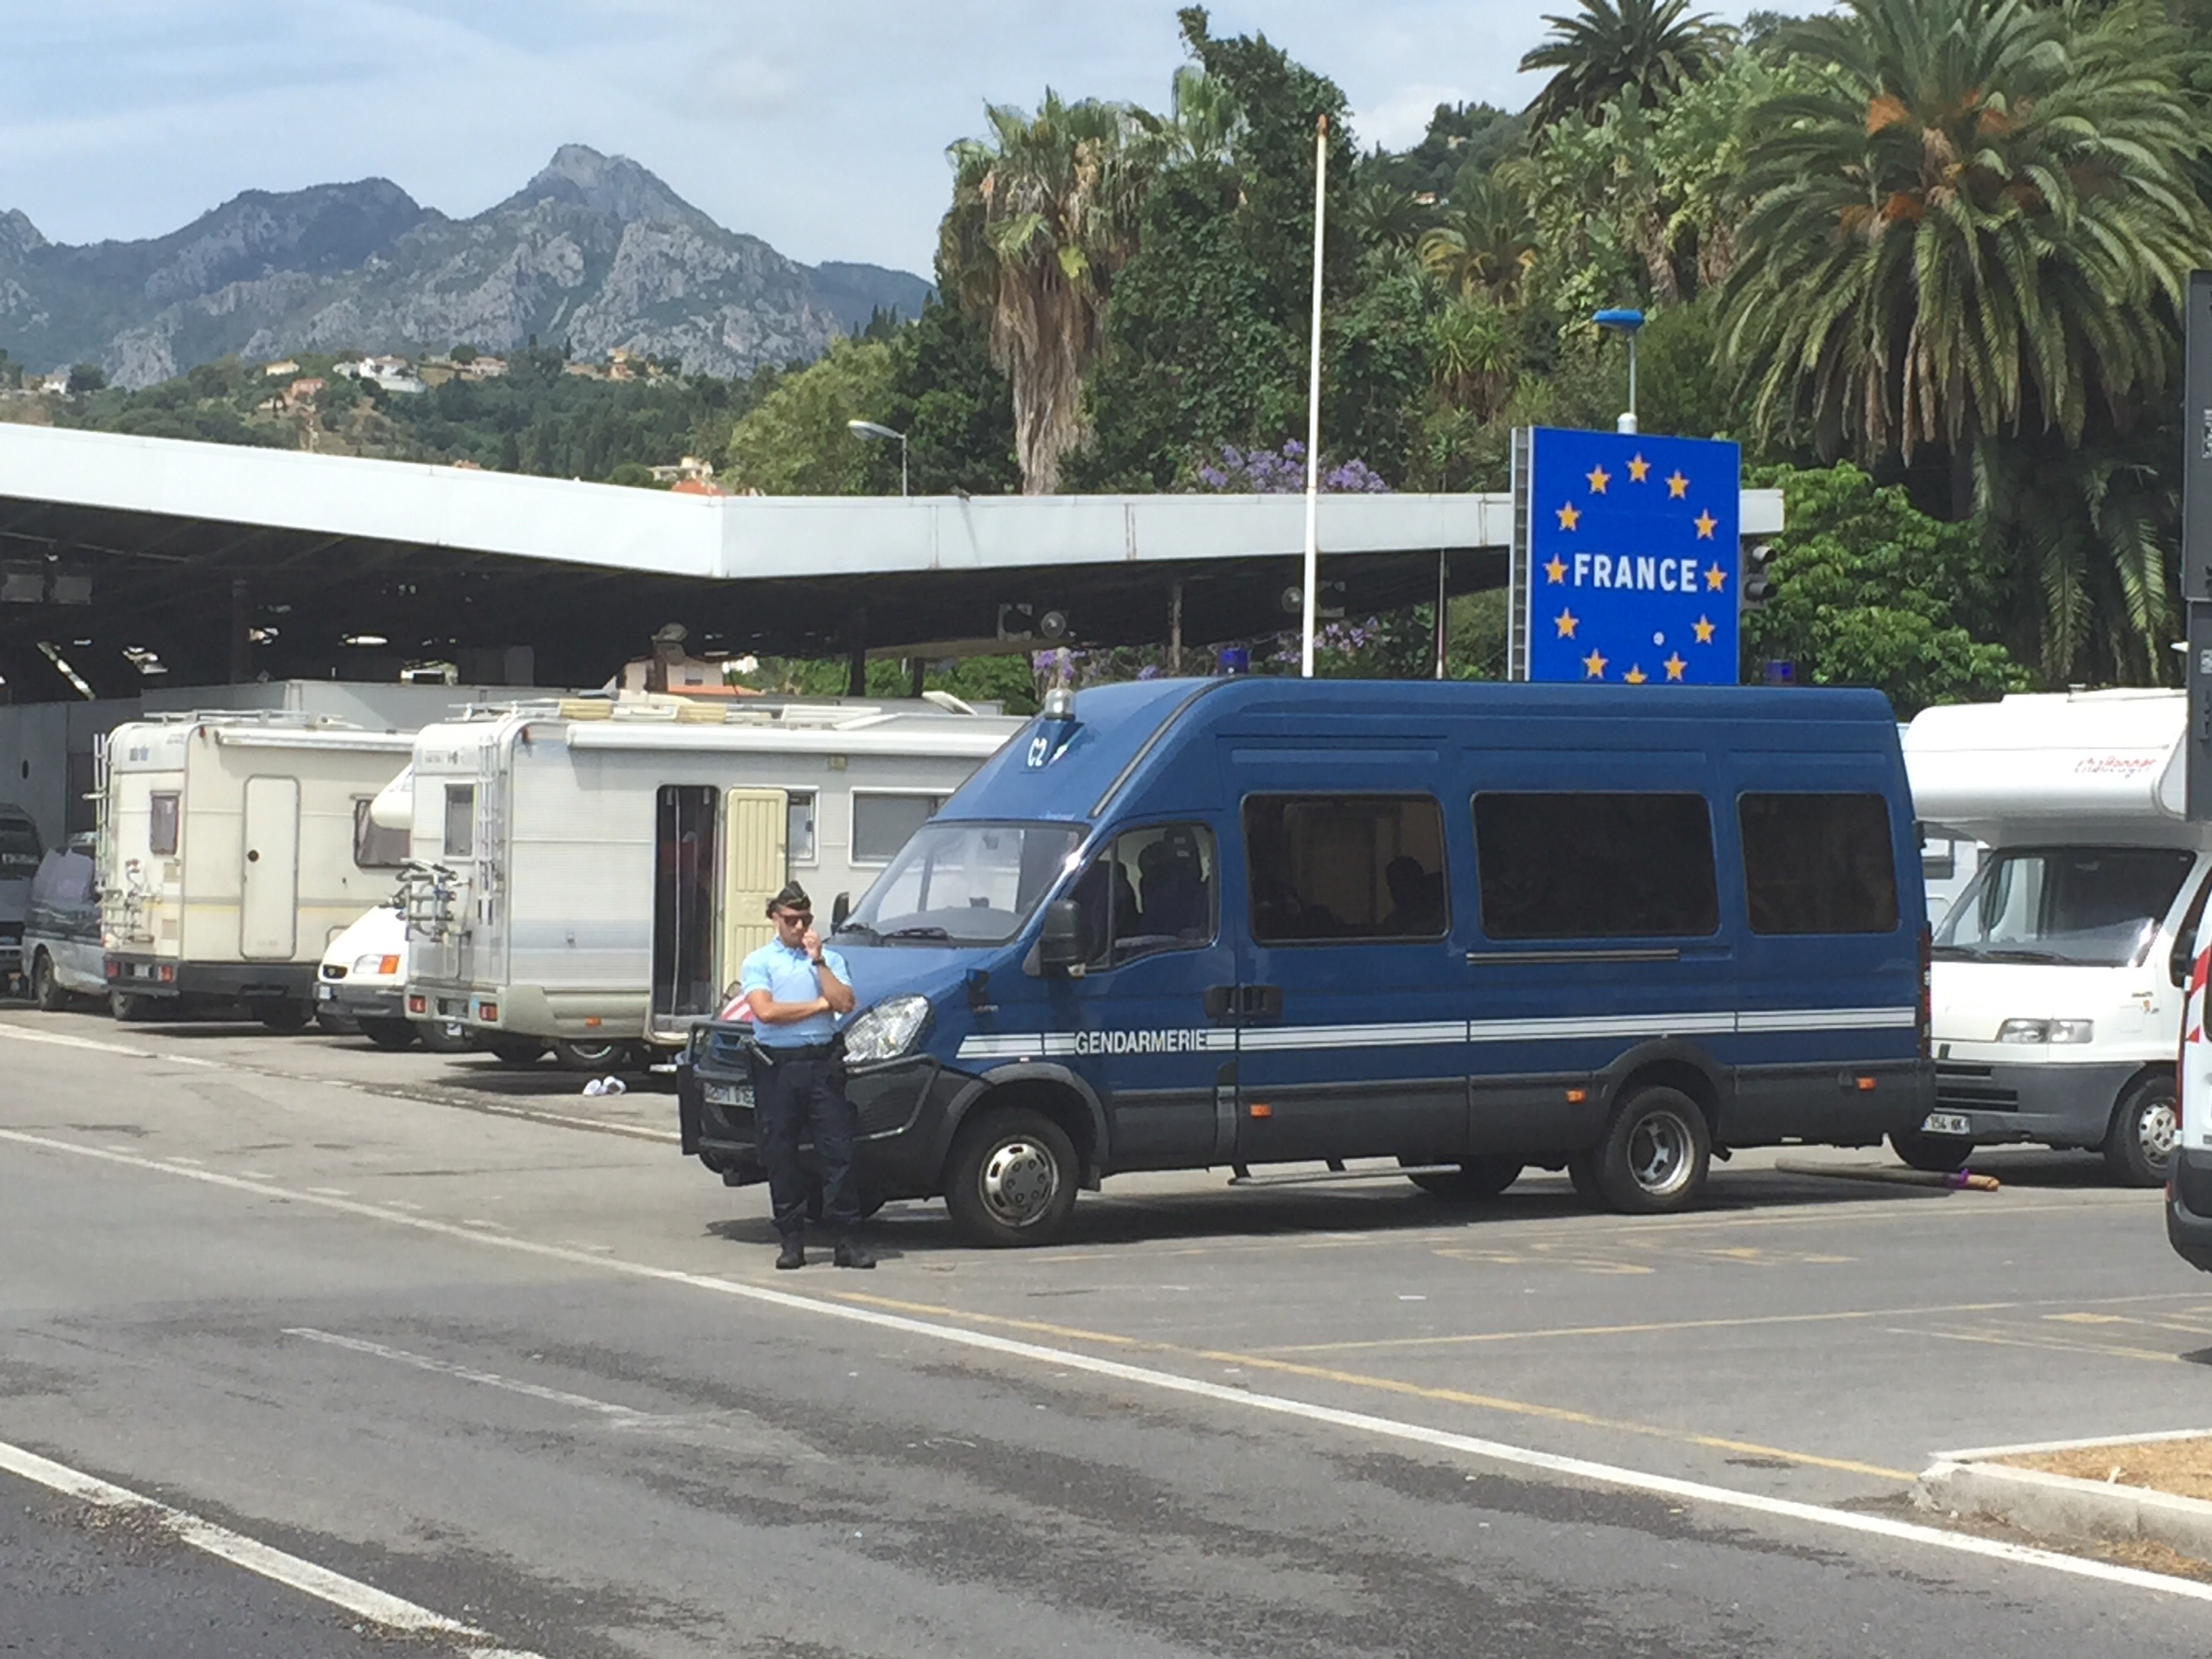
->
xmin=487 ymin=1038 xmax=546 ymax=1065
xmin=32 ymin=953 xmax=66 ymax=1012
xmin=1890 ymin=1130 xmax=1973 ymax=1174
xmin=1401 ymin=1155 xmax=1522 ymax=1201
xmin=1586 ymin=1086 xmax=1710 ymax=1214
xmin=359 ymin=1018 xmax=419 ymax=1052
xmin=417 ymin=1019 xmax=472 ymax=1054
xmin=2105 ymin=1076 xmax=2179 ymax=1189
xmin=945 ymin=1108 xmax=1080 ymax=1247
xmin=257 ymin=1001 xmax=310 ymax=1034
xmin=552 ymin=1037 xmax=629 ymax=1073
xmin=109 ymin=991 xmax=153 ymax=1023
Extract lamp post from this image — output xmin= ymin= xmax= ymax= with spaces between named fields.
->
xmin=1591 ymin=308 xmax=1645 ymax=434
xmin=846 ymin=419 xmax=908 ymax=497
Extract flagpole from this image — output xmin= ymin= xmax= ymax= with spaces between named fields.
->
xmin=1300 ymin=113 xmax=1328 ymax=678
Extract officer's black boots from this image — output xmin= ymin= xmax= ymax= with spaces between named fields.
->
xmin=775 ymin=1235 xmax=806 ymax=1271
xmin=834 ymin=1234 xmax=877 ymax=1270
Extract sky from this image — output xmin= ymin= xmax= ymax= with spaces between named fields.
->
xmin=3 ymin=1 xmax=1799 ymax=276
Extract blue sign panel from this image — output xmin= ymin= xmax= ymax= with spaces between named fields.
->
xmin=1523 ymin=427 xmax=1741 ymax=686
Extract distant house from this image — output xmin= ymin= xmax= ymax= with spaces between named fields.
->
xmin=262 ymin=359 xmax=300 ymax=378
xmin=287 ymin=377 xmax=326 ymax=403
xmin=460 ymin=355 xmax=507 ymax=380
xmin=39 ymin=369 xmax=69 ymax=394
xmin=562 ymin=361 xmax=604 ymax=379
xmin=649 ymin=455 xmax=718 ymax=486
xmin=343 ymin=354 xmax=426 ymax=396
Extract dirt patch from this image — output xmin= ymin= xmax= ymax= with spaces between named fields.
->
xmin=2003 ymin=1436 xmax=2212 ymax=1504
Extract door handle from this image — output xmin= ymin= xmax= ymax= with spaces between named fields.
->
xmin=1204 ymin=984 xmax=1238 ymax=1022
xmin=1244 ymin=985 xmax=1282 ymax=1020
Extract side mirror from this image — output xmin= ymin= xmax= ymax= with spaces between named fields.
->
xmin=2173 ymin=930 xmax=2196 ymax=990
xmin=831 ymin=891 xmax=852 ymax=931
xmin=1038 ymin=899 xmax=1082 ymax=975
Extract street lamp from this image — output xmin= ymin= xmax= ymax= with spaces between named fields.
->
xmin=1592 ymin=308 xmax=1645 ymax=434
xmin=846 ymin=419 xmax=908 ymax=497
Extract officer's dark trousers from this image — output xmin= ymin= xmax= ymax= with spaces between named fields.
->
xmin=749 ymin=1044 xmax=860 ymax=1239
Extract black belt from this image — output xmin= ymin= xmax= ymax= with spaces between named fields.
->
xmin=755 ymin=1041 xmax=836 ymax=1059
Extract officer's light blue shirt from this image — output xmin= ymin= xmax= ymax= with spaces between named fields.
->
xmin=739 ymin=939 xmax=851 ymax=1048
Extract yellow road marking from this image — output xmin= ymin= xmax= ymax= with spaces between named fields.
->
xmin=1260 ymin=1300 xmax=2022 ymax=1355
xmin=1897 ymin=1325 xmax=2183 ymax=1367
xmin=833 ymin=1288 xmax=1914 ymax=1482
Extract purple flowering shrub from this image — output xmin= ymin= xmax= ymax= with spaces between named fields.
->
xmin=1191 ymin=441 xmax=1389 ymax=495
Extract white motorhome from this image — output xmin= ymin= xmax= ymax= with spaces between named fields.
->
xmin=397 ymin=696 xmax=1023 ymax=1068
xmin=1903 ymin=690 xmax=2210 ymax=1185
xmin=101 ymin=714 xmax=415 ymax=1028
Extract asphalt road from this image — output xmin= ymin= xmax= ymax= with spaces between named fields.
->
xmin=5 ymin=1004 xmax=2212 ymax=1657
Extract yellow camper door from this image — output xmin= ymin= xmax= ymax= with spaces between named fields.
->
xmin=240 ymin=776 xmax=300 ymax=960
xmin=719 ymin=789 xmax=788 ymax=1002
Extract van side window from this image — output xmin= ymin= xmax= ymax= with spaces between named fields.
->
xmin=1473 ymin=792 xmax=1717 ymax=939
xmin=1739 ymin=793 xmax=1898 ymax=935
xmin=443 ymin=784 xmax=475 ymax=859
xmin=1071 ymin=824 xmax=1217 ymax=966
xmin=1243 ymin=795 xmax=1448 ymax=944
xmin=352 ymin=797 xmax=410 ymax=870
xmin=148 ymin=792 xmax=180 ymax=857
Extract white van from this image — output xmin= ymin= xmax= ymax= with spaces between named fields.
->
xmin=1903 ymin=690 xmax=2208 ymax=1185
xmin=398 ymin=695 xmax=1022 ymax=1069
xmin=102 ymin=714 xmax=414 ymax=1028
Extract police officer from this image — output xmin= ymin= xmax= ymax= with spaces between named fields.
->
xmin=741 ymin=882 xmax=874 ymax=1270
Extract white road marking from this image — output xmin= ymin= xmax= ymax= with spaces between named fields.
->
xmin=0 ymin=1025 xmax=221 ymax=1066
xmin=0 ymin=1436 xmax=544 ymax=1659
xmin=7 ymin=1124 xmax=2212 ymax=1605
xmin=285 ymin=1328 xmax=643 ymax=1418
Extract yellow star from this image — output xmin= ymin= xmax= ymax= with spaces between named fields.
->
xmin=1704 ymin=562 xmax=1729 ymax=591
xmin=1581 ymin=648 xmax=1607 ymax=680
xmin=1544 ymin=554 xmax=1568 ymax=583
xmin=1664 ymin=653 xmax=1688 ymax=681
xmin=1585 ymin=464 xmax=1610 ymax=494
xmin=1692 ymin=615 xmax=1716 ymax=644
xmin=1555 ymin=502 xmax=1580 ymax=532
xmin=1694 ymin=510 xmax=1718 ymax=539
xmin=1554 ymin=607 xmax=1578 ymax=638
xmin=1626 ymin=453 xmax=1651 ymax=483
xmin=1623 ymin=665 xmax=1648 ymax=685
xmin=1666 ymin=470 xmax=1689 ymax=499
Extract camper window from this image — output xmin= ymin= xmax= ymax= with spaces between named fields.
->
xmin=1244 ymin=795 xmax=1449 ymax=945
xmin=1071 ymin=824 xmax=1218 ymax=966
xmin=443 ymin=784 xmax=475 ymax=858
xmin=1473 ymin=792 xmax=1718 ymax=940
xmin=148 ymin=793 xmax=180 ymax=858
xmin=787 ymin=792 xmax=817 ymax=865
xmin=853 ymin=792 xmax=945 ymax=865
xmin=352 ymin=797 xmax=410 ymax=870
xmin=1739 ymin=794 xmax=1899 ymax=935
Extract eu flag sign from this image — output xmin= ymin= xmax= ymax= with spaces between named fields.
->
xmin=1515 ymin=427 xmax=1742 ymax=686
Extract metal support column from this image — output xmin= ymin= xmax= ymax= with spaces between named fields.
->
xmin=845 ymin=609 xmax=867 ymax=698
xmin=229 ymin=578 xmax=251 ymax=684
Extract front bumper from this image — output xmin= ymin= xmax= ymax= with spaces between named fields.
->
xmin=317 ymin=980 xmax=407 ymax=1021
xmin=2170 ymin=1150 xmax=2212 ymax=1272
xmin=1927 ymin=1057 xmax=2139 ymax=1147
xmin=677 ymin=1024 xmax=970 ymax=1200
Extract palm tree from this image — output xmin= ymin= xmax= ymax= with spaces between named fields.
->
xmin=1430 ymin=295 xmax=1519 ymax=419
xmin=1349 ymin=180 xmax=1432 ymax=251
xmin=1519 ymin=0 xmax=1731 ymax=129
xmin=1164 ymin=65 xmax=1242 ymax=169
xmin=1718 ymin=0 xmax=2210 ymax=676
xmin=1416 ymin=175 xmax=1536 ymax=305
xmin=940 ymin=93 xmax=1159 ymax=493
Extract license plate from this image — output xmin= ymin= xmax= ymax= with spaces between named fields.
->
xmin=704 ymin=1082 xmax=750 ymax=1109
xmin=315 ymin=984 xmax=336 ymax=1001
xmin=1921 ymin=1112 xmax=1972 ymax=1136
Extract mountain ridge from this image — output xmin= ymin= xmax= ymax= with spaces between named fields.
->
xmin=0 ymin=147 xmax=930 ymax=387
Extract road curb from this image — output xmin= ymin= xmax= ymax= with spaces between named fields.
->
xmin=1916 ymin=1456 xmax=2212 ymax=1562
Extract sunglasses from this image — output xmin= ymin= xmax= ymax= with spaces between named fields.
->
xmin=775 ymin=911 xmax=813 ymax=925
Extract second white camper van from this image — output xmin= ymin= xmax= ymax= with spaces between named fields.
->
xmin=102 ymin=713 xmax=415 ymax=1028
xmin=398 ymin=697 xmax=1023 ymax=1067
xmin=1903 ymin=691 xmax=2212 ymax=1185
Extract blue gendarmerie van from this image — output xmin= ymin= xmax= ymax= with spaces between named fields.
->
xmin=677 ymin=678 xmax=1936 ymax=1245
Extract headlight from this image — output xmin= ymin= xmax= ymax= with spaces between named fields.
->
xmin=842 ymin=994 xmax=931 ymax=1065
xmin=352 ymin=953 xmax=401 ymax=977
xmin=1995 ymin=1018 xmax=2094 ymax=1044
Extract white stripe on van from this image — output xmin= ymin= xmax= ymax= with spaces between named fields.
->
xmin=952 ymin=1008 xmax=1919 ymax=1063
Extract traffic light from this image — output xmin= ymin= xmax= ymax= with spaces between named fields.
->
xmin=1740 ymin=541 xmax=1774 ymax=609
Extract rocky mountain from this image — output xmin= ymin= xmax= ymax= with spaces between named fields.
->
xmin=0 ymin=146 xmax=933 ymax=388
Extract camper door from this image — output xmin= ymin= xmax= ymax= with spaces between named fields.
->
xmin=650 ymin=786 xmax=785 ymax=1033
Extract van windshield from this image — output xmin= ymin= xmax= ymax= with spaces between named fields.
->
xmin=839 ymin=821 xmax=1083 ymax=946
xmin=1933 ymin=846 xmax=2194 ymax=968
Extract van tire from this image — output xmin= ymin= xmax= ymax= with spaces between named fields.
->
xmin=1890 ymin=1130 xmax=1973 ymax=1175
xmin=109 ymin=991 xmax=153 ymax=1023
xmin=32 ymin=952 xmax=66 ymax=1012
xmin=487 ymin=1038 xmax=546 ymax=1065
xmin=944 ymin=1107 xmax=1081 ymax=1247
xmin=2104 ymin=1075 xmax=2179 ymax=1189
xmin=1587 ymin=1086 xmax=1710 ymax=1214
xmin=552 ymin=1037 xmax=630 ymax=1073
xmin=417 ymin=1019 xmax=472 ymax=1054
xmin=258 ymin=1002 xmax=310 ymax=1035
xmin=359 ymin=1018 xmax=418 ymax=1052
xmin=1402 ymin=1156 xmax=1522 ymax=1201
